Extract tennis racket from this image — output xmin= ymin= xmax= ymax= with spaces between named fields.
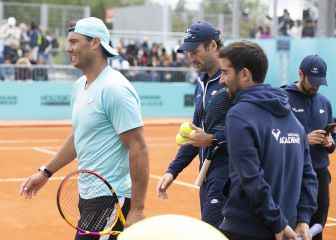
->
xmin=57 ymin=169 xmax=126 ymax=236
xmin=194 ymin=143 xmax=222 ymax=187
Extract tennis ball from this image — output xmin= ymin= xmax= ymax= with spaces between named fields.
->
xmin=176 ymin=134 xmax=189 ymax=145
xmin=179 ymin=122 xmax=193 ymax=137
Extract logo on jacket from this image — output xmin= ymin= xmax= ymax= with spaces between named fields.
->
xmin=272 ymin=129 xmax=300 ymax=144
xmin=272 ymin=129 xmax=281 ymax=141
xmin=292 ymin=107 xmax=304 ymax=113
xmin=211 ymin=90 xmax=217 ymax=96
xmin=319 ymin=109 xmax=325 ymax=114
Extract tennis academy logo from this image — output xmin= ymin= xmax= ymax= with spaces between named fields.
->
xmin=272 ymin=129 xmax=300 ymax=144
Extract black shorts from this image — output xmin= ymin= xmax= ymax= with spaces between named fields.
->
xmin=74 ymin=196 xmax=131 ymax=240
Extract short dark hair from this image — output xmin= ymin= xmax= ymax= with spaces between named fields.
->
xmin=219 ymin=41 xmax=268 ymax=83
xmin=203 ymin=39 xmax=223 ymax=50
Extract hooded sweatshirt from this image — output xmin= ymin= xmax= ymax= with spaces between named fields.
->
xmin=220 ymin=84 xmax=317 ymax=238
xmin=284 ymin=84 xmax=335 ymax=169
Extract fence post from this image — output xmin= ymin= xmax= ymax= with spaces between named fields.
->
xmin=0 ymin=1 xmax=3 ymax=21
xmin=40 ymin=4 xmax=48 ymax=30
xmin=84 ymin=6 xmax=91 ymax=18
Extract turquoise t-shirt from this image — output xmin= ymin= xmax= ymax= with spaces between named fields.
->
xmin=72 ymin=66 xmax=143 ymax=199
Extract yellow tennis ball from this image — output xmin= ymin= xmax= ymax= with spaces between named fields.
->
xmin=179 ymin=122 xmax=193 ymax=137
xmin=118 ymin=214 xmax=229 ymax=240
xmin=176 ymin=133 xmax=189 ymax=145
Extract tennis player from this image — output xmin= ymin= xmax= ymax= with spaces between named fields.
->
xmin=283 ymin=55 xmax=335 ymax=240
xmin=156 ymin=21 xmax=231 ymax=229
xmin=19 ymin=17 xmax=149 ymax=239
xmin=218 ymin=41 xmax=318 ymax=240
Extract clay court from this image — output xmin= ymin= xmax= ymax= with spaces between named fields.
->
xmin=0 ymin=123 xmax=335 ymax=239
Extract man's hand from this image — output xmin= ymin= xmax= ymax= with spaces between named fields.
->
xmin=295 ymin=222 xmax=311 ymax=240
xmin=322 ymin=134 xmax=334 ymax=147
xmin=187 ymin=123 xmax=213 ymax=148
xmin=275 ymin=225 xmax=297 ymax=240
xmin=19 ymin=172 xmax=49 ymax=199
xmin=308 ymin=130 xmax=327 ymax=145
xmin=125 ymin=208 xmax=144 ymax=227
xmin=156 ymin=173 xmax=174 ymax=199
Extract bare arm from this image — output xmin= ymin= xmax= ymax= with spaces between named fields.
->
xmin=20 ymin=134 xmax=77 ymax=198
xmin=120 ymin=126 xmax=149 ymax=226
xmin=45 ymin=134 xmax=77 ymax=173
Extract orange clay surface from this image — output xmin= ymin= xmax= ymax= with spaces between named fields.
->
xmin=0 ymin=123 xmax=335 ymax=239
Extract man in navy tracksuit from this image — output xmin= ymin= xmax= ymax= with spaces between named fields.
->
xmin=218 ymin=41 xmax=318 ymax=240
xmin=283 ymin=55 xmax=335 ymax=240
xmin=156 ymin=21 xmax=231 ymax=229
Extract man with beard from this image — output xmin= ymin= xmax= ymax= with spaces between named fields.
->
xmin=283 ymin=55 xmax=335 ymax=240
xmin=156 ymin=21 xmax=231 ymax=229
xmin=218 ymin=41 xmax=317 ymax=240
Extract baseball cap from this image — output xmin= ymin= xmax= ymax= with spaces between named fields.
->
xmin=177 ymin=21 xmax=220 ymax=53
xmin=8 ymin=17 xmax=16 ymax=27
xmin=71 ymin=17 xmax=118 ymax=57
xmin=300 ymin=54 xmax=327 ymax=87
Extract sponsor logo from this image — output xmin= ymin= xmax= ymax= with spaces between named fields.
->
xmin=271 ymin=129 xmax=281 ymax=141
xmin=211 ymin=90 xmax=217 ymax=96
xmin=311 ymin=67 xmax=319 ymax=74
xmin=40 ymin=95 xmax=71 ymax=106
xmin=292 ymin=107 xmax=304 ymax=113
xmin=210 ymin=199 xmax=219 ymax=204
xmin=319 ymin=109 xmax=325 ymax=114
xmin=0 ymin=96 xmax=17 ymax=105
xmin=272 ymin=129 xmax=301 ymax=144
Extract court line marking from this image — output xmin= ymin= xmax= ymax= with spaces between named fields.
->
xmin=0 ymin=137 xmax=174 ymax=144
xmin=328 ymin=217 xmax=336 ymax=222
xmin=32 ymin=147 xmax=199 ymax=190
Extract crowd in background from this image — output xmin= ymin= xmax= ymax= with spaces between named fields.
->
xmin=111 ymin=39 xmax=189 ymax=69
xmin=0 ymin=17 xmax=59 ymax=81
xmin=0 ymin=8 xmax=324 ymax=82
xmin=251 ymin=8 xmax=318 ymax=39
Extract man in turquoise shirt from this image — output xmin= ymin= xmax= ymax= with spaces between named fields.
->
xmin=20 ymin=17 xmax=149 ymax=239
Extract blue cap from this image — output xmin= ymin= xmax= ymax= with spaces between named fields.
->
xmin=300 ymin=54 xmax=327 ymax=87
xmin=177 ymin=21 xmax=220 ymax=53
xmin=73 ymin=17 xmax=118 ymax=57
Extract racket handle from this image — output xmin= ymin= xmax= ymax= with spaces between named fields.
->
xmin=296 ymin=224 xmax=322 ymax=240
xmin=194 ymin=159 xmax=211 ymax=187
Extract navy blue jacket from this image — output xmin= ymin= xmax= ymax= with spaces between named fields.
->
xmin=167 ymin=70 xmax=230 ymax=183
xmin=284 ymin=84 xmax=335 ymax=169
xmin=220 ymin=84 xmax=317 ymax=238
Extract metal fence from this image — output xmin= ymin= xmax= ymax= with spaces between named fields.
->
xmin=0 ymin=64 xmax=197 ymax=83
xmin=0 ymin=2 xmax=90 ymax=36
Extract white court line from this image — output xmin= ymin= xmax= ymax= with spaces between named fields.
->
xmin=0 ymin=146 xmax=42 ymax=150
xmin=328 ymin=217 xmax=336 ymax=222
xmin=32 ymin=147 xmax=199 ymax=190
xmin=326 ymin=223 xmax=336 ymax=227
xmin=0 ymin=137 xmax=172 ymax=144
xmin=0 ymin=176 xmax=65 ymax=182
xmin=0 ymin=139 xmax=63 ymax=144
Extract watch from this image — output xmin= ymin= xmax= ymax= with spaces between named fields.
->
xmin=38 ymin=166 xmax=53 ymax=178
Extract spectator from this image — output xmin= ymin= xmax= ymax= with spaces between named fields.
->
xmin=0 ymin=17 xmax=21 ymax=63
xmin=15 ymin=57 xmax=31 ymax=81
xmin=278 ymin=9 xmax=294 ymax=36
xmin=302 ymin=19 xmax=316 ymax=38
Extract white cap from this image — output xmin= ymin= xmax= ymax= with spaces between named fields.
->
xmin=8 ymin=17 xmax=16 ymax=27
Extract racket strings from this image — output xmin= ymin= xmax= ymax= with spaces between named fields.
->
xmin=58 ymin=171 xmax=120 ymax=235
